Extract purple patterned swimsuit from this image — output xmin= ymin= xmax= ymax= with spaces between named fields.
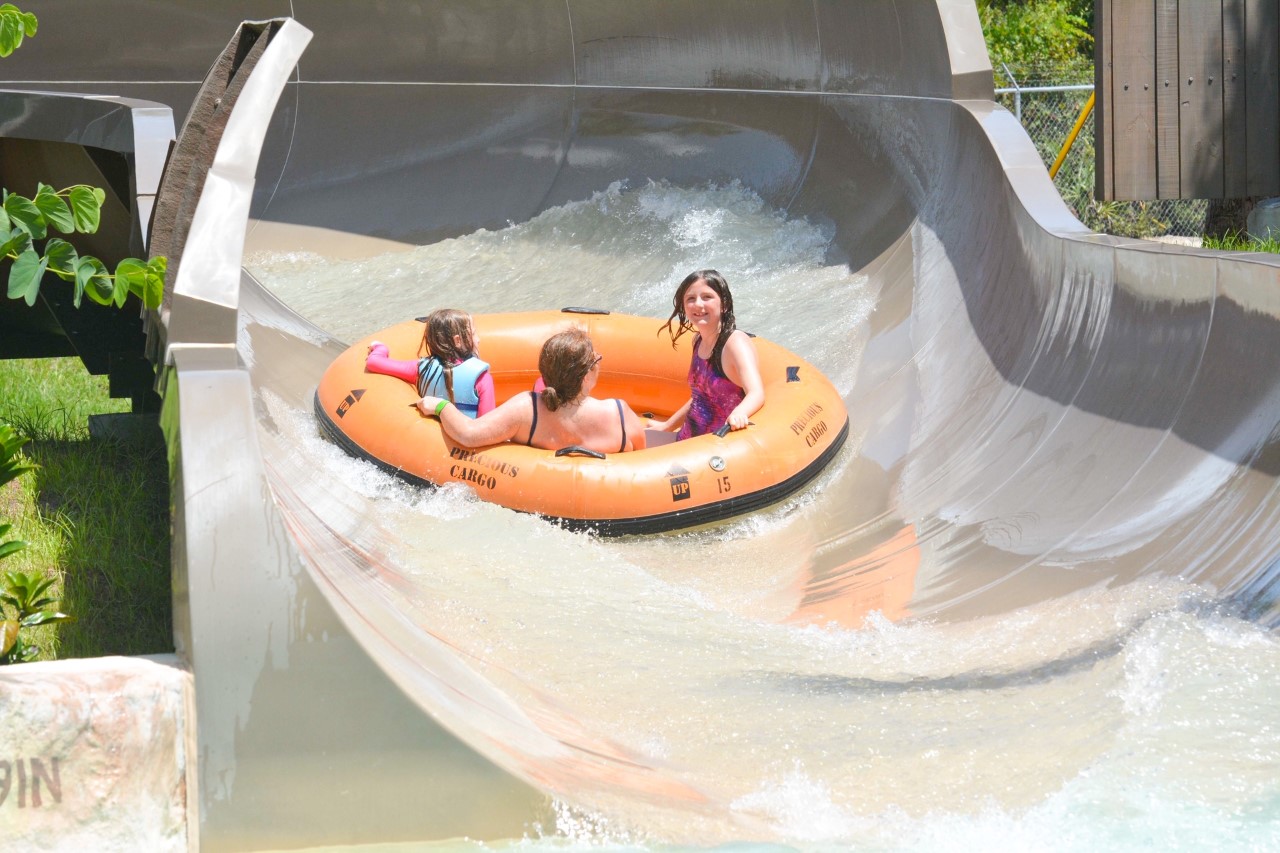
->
xmin=678 ymin=345 xmax=745 ymax=439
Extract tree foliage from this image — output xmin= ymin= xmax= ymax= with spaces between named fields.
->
xmin=979 ymin=0 xmax=1093 ymax=76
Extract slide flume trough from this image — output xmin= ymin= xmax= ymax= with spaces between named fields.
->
xmin=4 ymin=1 xmax=1279 ymax=849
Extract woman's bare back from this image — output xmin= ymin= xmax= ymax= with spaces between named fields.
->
xmin=531 ymin=395 xmax=630 ymax=453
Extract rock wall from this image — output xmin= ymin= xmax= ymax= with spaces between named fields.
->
xmin=0 ymin=655 xmax=189 ymax=851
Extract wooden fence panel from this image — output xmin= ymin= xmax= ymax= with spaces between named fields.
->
xmin=1224 ymin=0 xmax=1248 ymax=197
xmin=1179 ymin=0 xmax=1225 ymax=197
xmin=1155 ymin=0 xmax=1182 ymax=198
xmin=1095 ymin=0 xmax=1114 ymax=200
xmin=1112 ymin=0 xmax=1159 ymax=198
xmin=1245 ymin=0 xmax=1280 ymax=195
xmin=1097 ymin=0 xmax=1280 ymax=200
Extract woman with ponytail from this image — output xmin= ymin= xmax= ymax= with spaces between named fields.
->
xmin=418 ymin=327 xmax=646 ymax=454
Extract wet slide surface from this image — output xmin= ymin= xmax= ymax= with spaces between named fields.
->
xmin=9 ymin=1 xmax=1280 ymax=849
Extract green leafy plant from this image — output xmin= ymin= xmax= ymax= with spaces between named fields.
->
xmin=2 ymin=184 xmax=167 ymax=309
xmin=0 ymin=523 xmax=22 ymax=562
xmin=0 ymin=5 xmax=165 ymax=311
xmin=0 ymin=570 xmax=73 ymax=663
xmin=0 ymin=421 xmax=37 ymax=487
xmin=0 ymin=423 xmax=38 ymax=579
xmin=0 ymin=422 xmax=34 ymax=606
xmin=0 ymin=422 xmax=70 ymax=664
xmin=0 ymin=3 xmax=36 ymax=57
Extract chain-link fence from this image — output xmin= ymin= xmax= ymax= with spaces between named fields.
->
xmin=995 ymin=64 xmax=1207 ymax=241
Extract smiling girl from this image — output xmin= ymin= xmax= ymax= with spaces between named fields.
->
xmin=653 ymin=269 xmax=764 ymax=438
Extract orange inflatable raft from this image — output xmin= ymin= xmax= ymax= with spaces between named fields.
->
xmin=314 ymin=309 xmax=848 ymax=535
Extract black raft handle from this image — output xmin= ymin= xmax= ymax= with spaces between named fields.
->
xmin=555 ymin=445 xmax=606 ymax=459
xmin=714 ymin=421 xmax=754 ymax=438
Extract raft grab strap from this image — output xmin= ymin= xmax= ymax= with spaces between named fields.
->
xmin=713 ymin=421 xmax=754 ymax=438
xmin=555 ymin=445 xmax=606 ymax=459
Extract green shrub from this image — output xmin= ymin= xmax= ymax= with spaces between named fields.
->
xmin=979 ymin=0 xmax=1093 ymax=76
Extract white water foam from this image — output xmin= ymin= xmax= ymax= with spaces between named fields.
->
xmin=247 ymin=182 xmax=1280 ymax=851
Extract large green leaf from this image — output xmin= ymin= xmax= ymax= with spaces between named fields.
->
xmin=7 ymin=4 xmax=37 ymax=37
xmin=76 ymin=256 xmax=111 ymax=307
xmin=0 ymin=225 xmax=29 ymax=259
xmin=67 ymin=185 xmax=103 ymax=233
xmin=2 ymin=570 xmax=56 ymax=618
xmin=0 ymin=425 xmax=35 ymax=489
xmin=43 ymin=237 xmax=78 ymax=281
xmin=3 ymin=193 xmax=44 ymax=240
xmin=20 ymin=610 xmax=72 ymax=628
xmin=0 ymin=520 xmax=27 ymax=563
xmin=7 ymin=249 xmax=46 ymax=306
xmin=33 ymin=184 xmax=74 ymax=233
xmin=114 ymin=259 xmax=144 ymax=308
xmin=0 ymin=6 xmax=24 ymax=57
xmin=116 ymin=257 xmax=166 ymax=310
xmin=145 ymin=257 xmax=167 ymax=309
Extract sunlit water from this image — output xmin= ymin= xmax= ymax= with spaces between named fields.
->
xmin=245 ymin=181 xmax=1280 ymax=851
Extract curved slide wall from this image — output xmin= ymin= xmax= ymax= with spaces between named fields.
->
xmin=7 ymin=1 xmax=1280 ymax=849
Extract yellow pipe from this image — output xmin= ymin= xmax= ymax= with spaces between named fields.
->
xmin=1050 ymin=90 xmax=1095 ymax=180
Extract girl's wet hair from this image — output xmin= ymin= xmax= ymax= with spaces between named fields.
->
xmin=660 ymin=268 xmax=736 ymax=377
xmin=419 ymin=308 xmax=476 ymax=401
xmin=538 ymin=326 xmax=596 ymax=412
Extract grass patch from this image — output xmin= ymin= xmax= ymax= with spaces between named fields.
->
xmin=0 ymin=357 xmax=171 ymax=659
xmin=1202 ymin=230 xmax=1280 ymax=254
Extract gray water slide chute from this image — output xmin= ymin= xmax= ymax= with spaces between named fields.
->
xmin=3 ymin=1 xmax=1279 ymax=849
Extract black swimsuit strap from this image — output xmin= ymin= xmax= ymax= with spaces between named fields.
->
xmin=614 ymin=398 xmax=626 ymax=453
xmin=526 ymin=391 xmax=539 ymax=446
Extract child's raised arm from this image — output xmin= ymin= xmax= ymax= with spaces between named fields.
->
xmin=365 ymin=341 xmax=419 ymax=385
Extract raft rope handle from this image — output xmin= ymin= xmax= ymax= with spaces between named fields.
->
xmin=555 ymin=445 xmax=607 ymax=459
xmin=713 ymin=421 xmax=754 ymax=437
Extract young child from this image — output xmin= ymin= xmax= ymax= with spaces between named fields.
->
xmin=366 ymin=308 xmax=495 ymax=417
xmin=651 ymin=269 xmax=764 ymax=439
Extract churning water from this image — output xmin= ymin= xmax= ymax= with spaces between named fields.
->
xmin=245 ymin=181 xmax=1280 ymax=852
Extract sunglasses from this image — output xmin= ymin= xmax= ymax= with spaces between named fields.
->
xmin=591 ymin=353 xmax=603 ymax=368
